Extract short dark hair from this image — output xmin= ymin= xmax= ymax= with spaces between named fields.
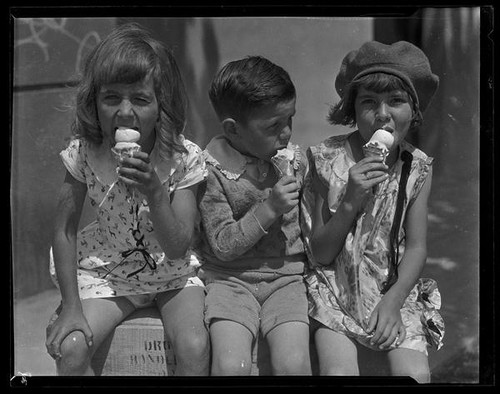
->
xmin=327 ymin=72 xmax=422 ymax=128
xmin=208 ymin=56 xmax=296 ymax=124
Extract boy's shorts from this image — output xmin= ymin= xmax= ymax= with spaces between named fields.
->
xmin=198 ymin=268 xmax=309 ymax=338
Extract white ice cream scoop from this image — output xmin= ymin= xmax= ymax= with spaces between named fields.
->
xmin=362 ymin=129 xmax=394 ymax=164
xmin=368 ymin=129 xmax=394 ymax=151
xmin=115 ymin=127 xmax=140 ymax=143
xmin=112 ymin=128 xmax=141 ymax=159
xmin=271 ymin=144 xmax=300 ymax=178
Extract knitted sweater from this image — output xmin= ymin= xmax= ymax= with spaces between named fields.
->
xmin=198 ymin=135 xmax=307 ymax=275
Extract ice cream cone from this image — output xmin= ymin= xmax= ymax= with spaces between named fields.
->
xmin=112 ymin=128 xmax=141 ymax=160
xmin=362 ymin=129 xmax=394 ymax=164
xmin=99 ymin=128 xmax=141 ymax=208
xmin=271 ymin=145 xmax=296 ymax=178
xmin=111 ymin=142 xmax=141 ymax=160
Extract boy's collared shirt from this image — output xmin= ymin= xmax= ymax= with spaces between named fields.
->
xmin=203 ymin=134 xmax=272 ymax=183
xmin=198 ymin=134 xmax=307 ymax=274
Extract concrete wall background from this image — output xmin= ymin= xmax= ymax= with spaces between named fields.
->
xmin=11 ymin=16 xmax=370 ymax=299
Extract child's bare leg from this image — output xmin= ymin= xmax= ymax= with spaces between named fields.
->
xmin=209 ymin=319 xmax=253 ymax=375
xmin=266 ymin=321 xmax=311 ymax=375
xmin=156 ymin=286 xmax=210 ymax=376
xmin=387 ymin=347 xmax=430 ymax=383
xmin=314 ymin=326 xmax=359 ymax=376
xmin=56 ymin=297 xmax=135 ymax=376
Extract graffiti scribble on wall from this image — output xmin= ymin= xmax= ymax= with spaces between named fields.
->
xmin=15 ymin=18 xmax=106 ymax=77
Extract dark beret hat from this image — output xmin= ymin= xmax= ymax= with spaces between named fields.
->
xmin=335 ymin=40 xmax=439 ymax=113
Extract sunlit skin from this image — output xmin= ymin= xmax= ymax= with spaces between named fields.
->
xmin=96 ymin=77 xmax=164 ymax=202
xmin=223 ymin=98 xmax=299 ymax=222
xmin=46 ymin=76 xmax=208 ymax=375
xmin=227 ymin=98 xmax=296 ymax=161
xmin=209 ymin=97 xmax=311 ymax=375
xmin=354 ymin=87 xmax=414 ymax=167
xmin=96 ymin=76 xmax=158 ymax=155
xmin=310 ymin=86 xmax=432 ymax=382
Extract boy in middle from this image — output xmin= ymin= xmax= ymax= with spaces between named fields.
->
xmin=197 ymin=55 xmax=312 ymax=375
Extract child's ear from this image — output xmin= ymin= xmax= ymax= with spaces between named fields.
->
xmin=222 ymin=118 xmax=238 ymax=138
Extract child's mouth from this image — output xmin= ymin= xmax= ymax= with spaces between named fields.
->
xmin=380 ymin=125 xmax=394 ymax=133
xmin=115 ymin=126 xmax=139 ymax=131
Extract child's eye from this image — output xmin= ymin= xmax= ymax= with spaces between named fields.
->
xmin=103 ymin=94 xmax=121 ymax=103
xmin=391 ymin=97 xmax=409 ymax=106
xmin=132 ymin=97 xmax=152 ymax=105
xmin=360 ymin=98 xmax=376 ymax=106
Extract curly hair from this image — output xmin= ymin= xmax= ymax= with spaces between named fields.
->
xmin=72 ymin=22 xmax=188 ymax=158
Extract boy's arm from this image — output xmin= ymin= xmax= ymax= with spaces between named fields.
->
xmin=199 ymin=170 xmax=275 ymax=262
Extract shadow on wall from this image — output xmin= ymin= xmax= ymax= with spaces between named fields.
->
xmin=118 ymin=17 xmax=222 ymax=149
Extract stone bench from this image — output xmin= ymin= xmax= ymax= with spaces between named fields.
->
xmin=91 ymin=307 xmax=395 ymax=377
xmin=91 ymin=307 xmax=277 ymax=376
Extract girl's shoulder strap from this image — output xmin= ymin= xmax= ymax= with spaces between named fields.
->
xmin=400 ymin=140 xmax=434 ymax=166
xmin=399 ymin=140 xmax=434 ymax=206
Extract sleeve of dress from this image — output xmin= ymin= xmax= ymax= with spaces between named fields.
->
xmin=199 ymin=168 xmax=268 ymax=262
xmin=59 ymin=139 xmax=86 ymax=183
xmin=407 ymin=155 xmax=434 ymax=207
xmin=175 ymin=139 xmax=208 ymax=190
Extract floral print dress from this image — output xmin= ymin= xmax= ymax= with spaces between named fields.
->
xmin=301 ymin=133 xmax=444 ymax=355
xmin=49 ymin=135 xmax=207 ymax=299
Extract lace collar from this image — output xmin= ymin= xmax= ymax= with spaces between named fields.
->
xmin=204 ymin=135 xmax=262 ymax=180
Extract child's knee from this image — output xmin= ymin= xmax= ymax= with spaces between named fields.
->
xmin=320 ymin=364 xmax=359 ymax=376
xmin=389 ymin=348 xmax=430 ymax=383
xmin=172 ymin=326 xmax=210 ymax=360
xmin=272 ymin=349 xmax=312 ymax=375
xmin=57 ymin=331 xmax=92 ymax=374
xmin=211 ymin=353 xmax=253 ymax=376
xmin=395 ymin=366 xmax=430 ymax=383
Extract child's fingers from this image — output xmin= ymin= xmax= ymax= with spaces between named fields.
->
xmin=46 ymin=329 xmax=65 ymax=360
xmin=277 ymin=175 xmax=298 ymax=185
xmin=367 ymin=310 xmax=378 ymax=335
xmin=365 ymin=172 xmax=389 ymax=188
xmin=359 ymin=155 xmax=386 ymax=167
xmin=132 ymin=150 xmax=148 ymax=159
xmin=395 ymin=325 xmax=407 ymax=346
xmin=370 ymin=324 xmax=390 ymax=346
xmin=82 ymin=326 xmax=94 ymax=348
xmin=365 ymin=170 xmax=388 ymax=180
xmin=378 ymin=324 xmax=399 ymax=349
xmin=119 ymin=156 xmax=151 ymax=172
xmin=359 ymin=155 xmax=385 ymax=163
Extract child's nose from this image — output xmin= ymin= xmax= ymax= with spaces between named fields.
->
xmin=375 ymin=102 xmax=391 ymax=121
xmin=117 ymin=100 xmax=134 ymax=117
xmin=280 ymin=125 xmax=292 ymax=140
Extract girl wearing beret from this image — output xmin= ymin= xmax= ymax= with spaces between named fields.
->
xmin=301 ymin=41 xmax=445 ymax=382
